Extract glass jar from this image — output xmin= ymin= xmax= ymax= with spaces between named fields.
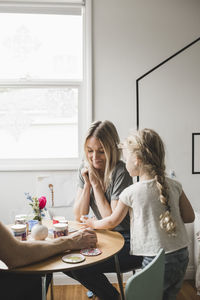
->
xmin=53 ymin=223 xmax=68 ymax=238
xmin=15 ymin=214 xmax=29 ymax=235
xmin=11 ymin=224 xmax=27 ymax=241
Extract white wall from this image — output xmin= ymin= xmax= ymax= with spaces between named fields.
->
xmin=92 ymin=0 xmax=200 ymax=138
xmin=0 ymin=170 xmax=77 ymax=224
xmin=92 ymin=0 xmax=200 ymax=277
xmin=0 ymin=0 xmax=200 ymax=280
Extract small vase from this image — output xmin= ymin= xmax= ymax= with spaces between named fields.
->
xmin=31 ymin=221 xmax=48 ymax=240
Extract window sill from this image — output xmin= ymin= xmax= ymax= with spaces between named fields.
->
xmin=0 ymin=158 xmax=81 ymax=171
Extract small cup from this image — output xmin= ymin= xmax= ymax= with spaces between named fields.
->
xmin=53 ymin=223 xmax=68 ymax=238
xmin=15 ymin=214 xmax=28 ymax=235
xmin=11 ymin=224 xmax=27 ymax=241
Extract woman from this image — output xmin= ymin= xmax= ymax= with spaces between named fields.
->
xmin=64 ymin=120 xmax=142 ymax=300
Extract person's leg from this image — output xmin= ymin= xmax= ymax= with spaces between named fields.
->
xmin=141 ymin=248 xmax=189 ymax=300
xmin=0 ymin=272 xmax=52 ymax=300
xmin=163 ymin=247 xmax=189 ymax=300
xmin=69 ymin=269 xmax=120 ymax=300
xmin=64 ymin=232 xmax=142 ymax=300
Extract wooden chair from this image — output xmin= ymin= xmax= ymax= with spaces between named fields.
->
xmin=125 ymin=248 xmax=165 ymax=300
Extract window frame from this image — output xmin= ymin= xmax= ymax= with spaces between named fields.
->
xmin=0 ymin=0 xmax=92 ymax=171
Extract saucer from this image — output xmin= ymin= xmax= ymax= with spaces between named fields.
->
xmin=62 ymin=253 xmax=85 ymax=264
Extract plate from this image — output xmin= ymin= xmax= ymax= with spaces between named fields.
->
xmin=80 ymin=248 xmax=102 ymax=256
xmin=62 ymin=253 xmax=85 ymax=264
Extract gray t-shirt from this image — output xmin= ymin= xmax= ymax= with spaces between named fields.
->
xmin=78 ymin=160 xmax=132 ymax=232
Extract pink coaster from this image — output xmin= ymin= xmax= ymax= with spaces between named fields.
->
xmin=80 ymin=248 xmax=102 ymax=256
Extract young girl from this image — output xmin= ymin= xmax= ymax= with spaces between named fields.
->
xmin=84 ymin=128 xmax=195 ymax=300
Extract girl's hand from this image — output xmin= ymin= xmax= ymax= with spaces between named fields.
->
xmin=85 ymin=216 xmax=97 ymax=229
xmin=81 ymin=216 xmax=96 ymax=229
xmin=80 ymin=214 xmax=89 ymax=223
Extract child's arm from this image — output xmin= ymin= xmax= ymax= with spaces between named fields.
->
xmin=85 ymin=200 xmax=129 ymax=229
xmin=179 ymin=191 xmax=195 ymax=223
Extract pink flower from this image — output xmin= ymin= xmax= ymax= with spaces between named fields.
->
xmin=38 ymin=196 xmax=47 ymax=209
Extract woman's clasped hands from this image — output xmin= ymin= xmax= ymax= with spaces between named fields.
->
xmin=81 ymin=165 xmax=102 ymax=189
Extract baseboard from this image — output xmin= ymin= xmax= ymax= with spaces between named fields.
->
xmin=53 ymin=272 xmax=77 ymax=285
xmin=53 ymin=265 xmax=195 ymax=285
xmin=53 ymin=271 xmax=135 ymax=285
xmin=185 ymin=265 xmax=195 ymax=280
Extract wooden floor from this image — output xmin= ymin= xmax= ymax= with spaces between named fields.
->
xmin=47 ymin=280 xmax=200 ymax=300
xmin=176 ymin=280 xmax=200 ymax=300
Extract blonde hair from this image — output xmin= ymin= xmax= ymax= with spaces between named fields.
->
xmin=124 ymin=128 xmax=176 ymax=236
xmin=84 ymin=120 xmax=121 ymax=189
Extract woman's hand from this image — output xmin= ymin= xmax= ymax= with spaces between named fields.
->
xmin=82 ymin=164 xmax=102 ymax=190
xmin=88 ymin=167 xmax=101 ymax=189
xmin=81 ymin=167 xmax=91 ymax=186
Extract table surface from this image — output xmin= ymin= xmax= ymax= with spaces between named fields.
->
xmin=0 ymin=220 xmax=124 ymax=274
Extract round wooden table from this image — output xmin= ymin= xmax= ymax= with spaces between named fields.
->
xmin=0 ymin=221 xmax=125 ymax=300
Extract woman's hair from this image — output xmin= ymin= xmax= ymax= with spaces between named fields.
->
xmin=124 ymin=128 xmax=176 ymax=236
xmin=84 ymin=120 xmax=121 ymax=189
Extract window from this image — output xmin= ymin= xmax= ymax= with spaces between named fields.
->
xmin=0 ymin=0 xmax=92 ymax=170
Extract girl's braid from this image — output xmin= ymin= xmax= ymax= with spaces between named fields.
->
xmin=154 ymin=169 xmax=176 ymax=236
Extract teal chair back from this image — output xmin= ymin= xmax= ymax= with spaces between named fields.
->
xmin=125 ymin=248 xmax=165 ymax=300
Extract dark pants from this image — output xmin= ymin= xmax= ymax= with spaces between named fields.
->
xmin=142 ymin=247 xmax=189 ymax=300
xmin=64 ymin=232 xmax=142 ymax=300
xmin=0 ymin=272 xmax=52 ymax=300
